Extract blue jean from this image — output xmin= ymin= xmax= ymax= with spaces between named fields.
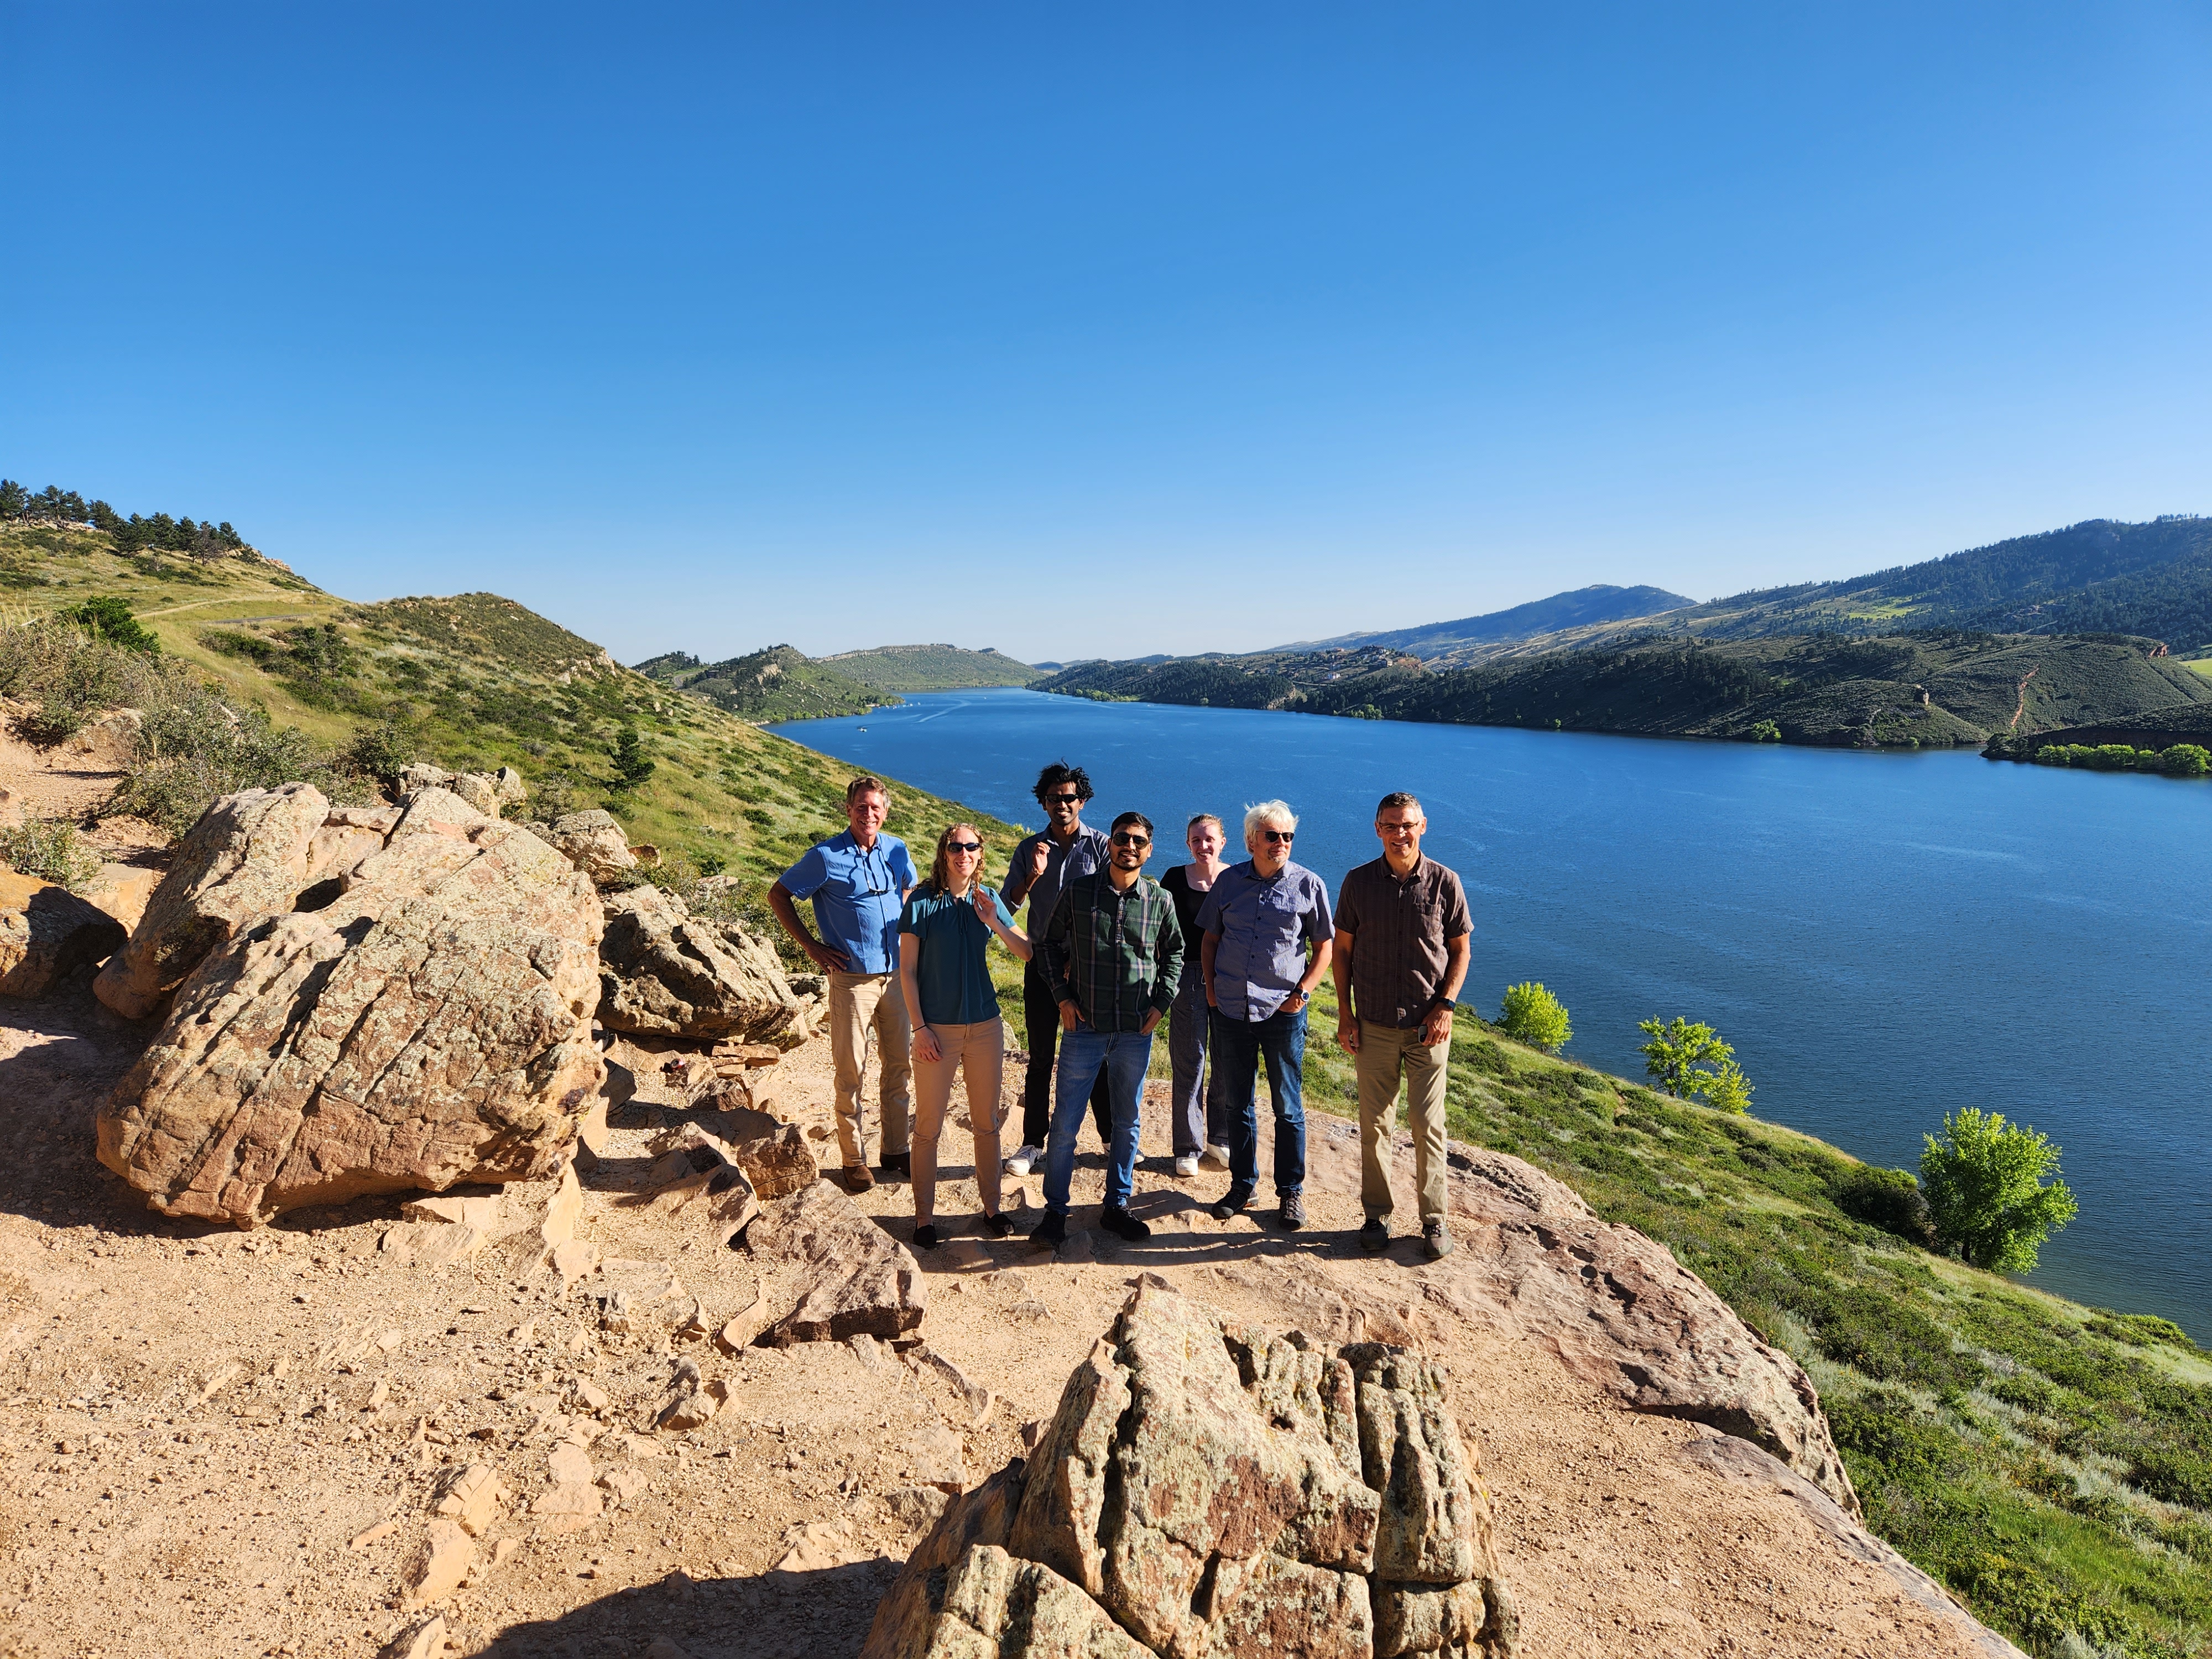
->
xmin=1212 ymin=1005 xmax=1307 ymax=1202
xmin=1167 ymin=965 xmax=1229 ymax=1156
xmin=1044 ymin=1024 xmax=1155 ymax=1217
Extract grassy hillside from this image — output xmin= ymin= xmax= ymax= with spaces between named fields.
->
xmin=819 ymin=642 xmax=1041 ymax=692
xmin=1284 ymin=582 xmax=1695 ymax=657
xmin=1040 ymin=630 xmax=2212 ymax=749
xmin=634 ymin=643 xmax=894 ymax=722
xmin=0 ymin=524 xmax=1014 ymax=891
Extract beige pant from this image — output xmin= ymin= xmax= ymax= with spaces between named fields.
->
xmin=1357 ymin=1019 xmax=1451 ymax=1223
xmin=911 ymin=1016 xmax=1006 ymax=1225
xmin=828 ymin=972 xmax=912 ymax=1169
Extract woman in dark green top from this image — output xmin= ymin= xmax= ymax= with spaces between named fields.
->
xmin=897 ymin=822 xmax=1032 ymax=1248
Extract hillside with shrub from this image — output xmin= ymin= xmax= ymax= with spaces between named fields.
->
xmin=633 ymin=643 xmax=893 ymax=722
xmin=818 ymin=641 xmax=1041 ymax=691
xmin=1285 ymin=582 xmax=1695 ymax=657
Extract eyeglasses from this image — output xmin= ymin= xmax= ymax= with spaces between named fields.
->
xmin=945 ymin=840 xmax=982 ymax=854
xmin=1259 ymin=829 xmax=1295 ymax=844
xmin=1110 ymin=833 xmax=1151 ymax=848
xmin=1043 ymin=793 xmax=1083 ymax=807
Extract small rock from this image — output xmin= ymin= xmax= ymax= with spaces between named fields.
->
xmin=598 ymin=1467 xmax=652 ymax=1504
xmin=551 ymin=1239 xmax=598 ymax=1293
xmin=530 ymin=1482 xmax=603 ymax=1536
xmin=1053 ymin=1230 xmax=1094 ymax=1265
xmin=377 ymin=1613 xmax=448 ymax=1659
xmin=400 ymin=1517 xmax=475 ymax=1608
xmin=572 ymin=1379 xmax=611 ymax=1413
xmin=429 ymin=1464 xmax=508 ymax=1537
xmin=492 ymin=1538 xmax=522 ymax=1569
xmin=548 ymin=1442 xmax=594 ymax=1486
xmin=906 ymin=1423 xmax=967 ymax=1495
xmin=1007 ymin=1300 xmax=1051 ymax=1323
xmin=350 ymin=1518 xmax=400 ymax=1551
xmin=887 ymin=1485 xmax=951 ymax=1530
xmin=673 ymin=1298 xmax=710 ymax=1343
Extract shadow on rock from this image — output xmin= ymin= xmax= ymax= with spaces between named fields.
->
xmin=473 ymin=1558 xmax=898 ymax=1659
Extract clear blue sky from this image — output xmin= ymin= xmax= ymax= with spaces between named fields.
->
xmin=7 ymin=4 xmax=2209 ymax=664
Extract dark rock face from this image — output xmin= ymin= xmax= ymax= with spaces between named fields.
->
xmin=863 ymin=1283 xmax=1515 ymax=1659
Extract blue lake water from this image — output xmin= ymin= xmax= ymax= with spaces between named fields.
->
xmin=771 ymin=688 xmax=2212 ymax=1335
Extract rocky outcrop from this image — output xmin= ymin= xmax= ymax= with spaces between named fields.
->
xmin=545 ymin=810 xmax=637 ymax=886
xmin=96 ymin=787 xmax=604 ymax=1227
xmin=595 ymin=885 xmax=805 ymax=1042
xmin=397 ymin=763 xmax=523 ymax=817
xmin=0 ymin=867 xmax=127 ymax=998
xmin=748 ymin=1179 xmax=925 ymax=1347
xmin=865 ymin=1282 xmax=1514 ymax=1659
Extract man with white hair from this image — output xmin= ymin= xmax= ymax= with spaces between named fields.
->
xmin=1195 ymin=800 xmax=1333 ymax=1229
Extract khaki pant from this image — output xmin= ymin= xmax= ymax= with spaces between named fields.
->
xmin=828 ymin=972 xmax=912 ymax=1170
xmin=911 ymin=1016 xmax=1005 ymax=1225
xmin=1357 ymin=1019 xmax=1450 ymax=1223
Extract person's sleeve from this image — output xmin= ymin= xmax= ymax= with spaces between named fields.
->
xmin=780 ymin=845 xmax=828 ymax=900
xmin=1440 ymin=872 xmax=1471 ymax=939
xmin=992 ymin=894 xmax=1016 ymax=930
xmin=1334 ymin=873 xmax=1363 ymax=937
xmin=1039 ymin=889 xmax=1076 ymax=1005
xmin=1000 ymin=837 xmax=1030 ymax=896
xmin=1150 ymin=897 xmax=1185 ymax=1012
xmin=899 ymin=895 xmax=922 ymax=936
xmin=1303 ymin=875 xmax=1335 ymax=943
xmin=1193 ymin=884 xmax=1225 ymax=936
xmin=891 ymin=841 xmax=918 ymax=890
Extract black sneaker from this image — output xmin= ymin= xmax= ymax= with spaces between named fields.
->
xmin=1279 ymin=1192 xmax=1308 ymax=1231
xmin=980 ymin=1214 xmax=1015 ymax=1240
xmin=1100 ymin=1207 xmax=1151 ymax=1242
xmin=1423 ymin=1217 xmax=1455 ymax=1260
xmin=1032 ymin=1212 xmax=1068 ymax=1249
xmin=1207 ymin=1190 xmax=1251 ymax=1223
xmin=1359 ymin=1217 xmax=1390 ymax=1254
xmin=913 ymin=1223 xmax=940 ymax=1250
xmin=881 ymin=1151 xmax=911 ymax=1180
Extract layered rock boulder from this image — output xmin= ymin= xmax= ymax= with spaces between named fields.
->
xmin=396 ymin=763 xmax=523 ymax=816
xmin=0 ymin=866 xmax=127 ymax=998
xmin=96 ymin=787 xmax=604 ymax=1227
xmin=748 ymin=1178 xmax=924 ymax=1347
xmin=93 ymin=783 xmax=402 ymax=1019
xmin=544 ymin=810 xmax=638 ymax=887
xmin=865 ymin=1282 xmax=1515 ymax=1659
xmin=596 ymin=885 xmax=804 ymax=1042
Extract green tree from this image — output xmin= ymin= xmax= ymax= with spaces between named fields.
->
xmin=61 ymin=596 xmax=160 ymax=655
xmin=1748 ymin=719 xmax=1781 ymax=743
xmin=1692 ymin=1056 xmax=1754 ymax=1114
xmin=1919 ymin=1107 xmax=2079 ymax=1272
xmin=1639 ymin=1016 xmax=1733 ymax=1098
xmin=1498 ymin=981 xmax=1572 ymax=1053
xmin=2160 ymin=743 xmax=2210 ymax=778
xmin=610 ymin=726 xmax=655 ymax=791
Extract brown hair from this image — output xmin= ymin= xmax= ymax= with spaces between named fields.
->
xmin=1375 ymin=791 xmax=1422 ymax=817
xmin=923 ymin=823 xmax=986 ymax=896
xmin=845 ymin=775 xmax=889 ymax=805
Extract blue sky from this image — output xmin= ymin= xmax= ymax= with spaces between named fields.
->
xmin=6 ymin=4 xmax=2209 ymax=663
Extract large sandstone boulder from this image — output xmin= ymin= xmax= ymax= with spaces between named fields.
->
xmin=546 ymin=810 xmax=637 ymax=886
xmin=93 ymin=784 xmax=403 ymax=1019
xmin=96 ymin=787 xmax=604 ymax=1227
xmin=866 ymin=1283 xmax=1515 ymax=1659
xmin=748 ymin=1178 xmax=925 ymax=1347
xmin=0 ymin=866 xmax=127 ymax=998
xmin=596 ymin=885 xmax=804 ymax=1042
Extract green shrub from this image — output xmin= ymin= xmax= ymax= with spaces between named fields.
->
xmin=2159 ymin=743 xmax=2210 ymax=777
xmin=338 ymin=718 xmax=422 ymax=789
xmin=1920 ymin=1107 xmax=2079 ymax=1272
xmin=0 ymin=817 xmax=103 ymax=891
xmin=1830 ymin=1164 xmax=1935 ymax=1245
xmin=1691 ymin=1055 xmax=1753 ymax=1114
xmin=1747 ymin=719 xmax=1781 ymax=742
xmin=1638 ymin=1015 xmax=1732 ymax=1098
xmin=60 ymin=595 xmax=159 ymax=655
xmin=610 ymin=726 xmax=655 ymax=791
xmin=1497 ymin=981 xmax=1572 ymax=1052
xmin=15 ymin=698 xmax=86 ymax=749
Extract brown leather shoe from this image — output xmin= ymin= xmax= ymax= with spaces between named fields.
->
xmin=842 ymin=1164 xmax=875 ymax=1193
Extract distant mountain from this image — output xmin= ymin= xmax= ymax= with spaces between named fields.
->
xmin=817 ymin=642 xmax=1040 ymax=692
xmin=634 ymin=644 xmax=892 ymax=721
xmin=1282 ymin=585 xmax=1695 ymax=659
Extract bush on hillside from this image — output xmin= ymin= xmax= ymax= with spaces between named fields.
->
xmin=1919 ymin=1107 xmax=2079 ymax=1272
xmin=60 ymin=596 xmax=159 ymax=655
xmin=1498 ymin=981 xmax=1572 ymax=1052
xmin=1829 ymin=1164 xmax=1936 ymax=1246
xmin=609 ymin=726 xmax=655 ymax=791
xmin=1638 ymin=1015 xmax=1733 ymax=1099
xmin=1692 ymin=1056 xmax=1754 ymax=1114
xmin=0 ymin=818 xmax=103 ymax=892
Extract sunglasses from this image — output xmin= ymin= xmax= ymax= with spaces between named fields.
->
xmin=945 ymin=840 xmax=982 ymax=854
xmin=1259 ymin=829 xmax=1295 ymax=844
xmin=1110 ymin=832 xmax=1151 ymax=848
xmin=1043 ymin=793 xmax=1084 ymax=806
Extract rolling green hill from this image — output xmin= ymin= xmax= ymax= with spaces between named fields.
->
xmin=633 ymin=643 xmax=894 ymax=722
xmin=1281 ymin=582 xmax=1694 ymax=658
xmin=818 ymin=641 xmax=1041 ymax=692
xmin=0 ymin=521 xmax=1012 ymax=889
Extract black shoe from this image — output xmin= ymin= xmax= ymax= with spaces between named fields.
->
xmin=1032 ymin=1212 xmax=1068 ymax=1249
xmin=1207 ymin=1190 xmax=1251 ymax=1223
xmin=980 ymin=1213 xmax=1015 ymax=1240
xmin=1100 ymin=1207 xmax=1151 ymax=1242
xmin=1359 ymin=1217 xmax=1390 ymax=1254
xmin=913 ymin=1223 xmax=940 ymax=1250
xmin=1279 ymin=1193 xmax=1308 ymax=1231
xmin=881 ymin=1152 xmax=911 ymax=1180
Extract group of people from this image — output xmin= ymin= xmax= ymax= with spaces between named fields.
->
xmin=765 ymin=762 xmax=1470 ymax=1259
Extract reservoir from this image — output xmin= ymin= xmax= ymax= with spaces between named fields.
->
xmin=772 ymin=687 xmax=2212 ymax=1336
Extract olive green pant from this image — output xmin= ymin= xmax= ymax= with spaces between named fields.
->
xmin=1357 ymin=1019 xmax=1451 ymax=1223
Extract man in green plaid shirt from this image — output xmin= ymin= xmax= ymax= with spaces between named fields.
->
xmin=1034 ymin=811 xmax=1184 ymax=1245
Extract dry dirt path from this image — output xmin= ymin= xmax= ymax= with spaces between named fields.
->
xmin=0 ymin=982 xmax=2013 ymax=1659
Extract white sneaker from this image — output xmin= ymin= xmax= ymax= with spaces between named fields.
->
xmin=1199 ymin=1144 xmax=1230 ymax=1171
xmin=1005 ymin=1144 xmax=1044 ymax=1177
xmin=1173 ymin=1154 xmax=1201 ymax=1179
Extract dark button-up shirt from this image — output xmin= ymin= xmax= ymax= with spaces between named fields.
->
xmin=1004 ymin=825 xmax=1111 ymax=932
xmin=1040 ymin=871 xmax=1185 ymax=1034
xmin=1335 ymin=854 xmax=1472 ymax=1029
xmin=1194 ymin=859 xmax=1334 ymax=1022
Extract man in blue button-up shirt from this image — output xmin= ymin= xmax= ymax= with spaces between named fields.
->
xmin=1195 ymin=799 xmax=1334 ymax=1231
xmin=770 ymin=776 xmax=918 ymax=1191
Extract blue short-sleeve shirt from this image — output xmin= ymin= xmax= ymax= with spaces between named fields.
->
xmin=779 ymin=831 xmax=917 ymax=974
xmin=900 ymin=885 xmax=1015 ymax=1026
xmin=1194 ymin=859 xmax=1334 ymax=1021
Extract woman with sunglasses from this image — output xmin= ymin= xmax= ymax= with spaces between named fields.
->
xmin=898 ymin=823 xmax=1030 ymax=1248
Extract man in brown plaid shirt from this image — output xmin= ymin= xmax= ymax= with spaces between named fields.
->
xmin=1033 ymin=811 xmax=1184 ymax=1246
